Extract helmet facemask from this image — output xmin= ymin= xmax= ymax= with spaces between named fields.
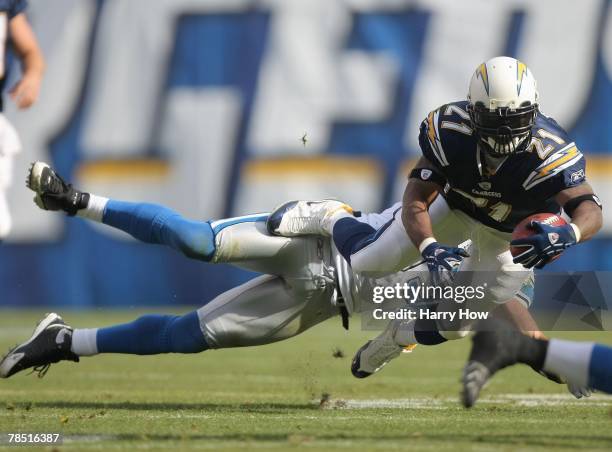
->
xmin=467 ymin=102 xmax=537 ymax=156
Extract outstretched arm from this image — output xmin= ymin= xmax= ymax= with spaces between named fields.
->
xmin=402 ymin=157 xmax=469 ymax=284
xmin=9 ymin=13 xmax=44 ymax=109
xmin=401 ymin=157 xmax=441 ymax=248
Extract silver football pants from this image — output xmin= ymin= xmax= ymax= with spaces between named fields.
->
xmin=197 ymin=219 xmax=338 ymax=348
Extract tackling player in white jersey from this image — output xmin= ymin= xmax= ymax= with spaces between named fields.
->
xmin=1 ymin=166 xmax=534 ymax=380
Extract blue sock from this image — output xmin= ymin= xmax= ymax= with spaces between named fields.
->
xmin=103 ymin=200 xmax=215 ymax=260
xmin=589 ymin=344 xmax=612 ymax=393
xmin=96 ymin=311 xmax=208 ymax=354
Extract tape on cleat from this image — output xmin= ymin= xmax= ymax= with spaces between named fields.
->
xmin=402 ymin=344 xmax=417 ymax=353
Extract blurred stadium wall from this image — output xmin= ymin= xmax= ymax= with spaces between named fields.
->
xmin=0 ymin=0 xmax=610 ymax=306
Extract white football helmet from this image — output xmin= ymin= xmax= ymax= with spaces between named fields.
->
xmin=467 ymin=56 xmax=539 ymax=155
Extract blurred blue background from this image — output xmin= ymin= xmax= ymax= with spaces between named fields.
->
xmin=0 ymin=0 xmax=610 ymax=307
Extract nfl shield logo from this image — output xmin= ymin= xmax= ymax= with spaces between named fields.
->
xmin=421 ymin=169 xmax=432 ymax=180
xmin=478 ymin=181 xmax=491 ymax=190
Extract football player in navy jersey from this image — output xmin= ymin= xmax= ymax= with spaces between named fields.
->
xmin=269 ymin=56 xmax=603 ymax=382
xmin=0 ymin=0 xmax=44 ymax=239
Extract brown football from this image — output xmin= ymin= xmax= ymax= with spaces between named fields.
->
xmin=510 ymin=213 xmax=568 ymax=260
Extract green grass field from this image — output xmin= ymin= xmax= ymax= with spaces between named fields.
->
xmin=1 ymin=309 xmax=612 ymax=451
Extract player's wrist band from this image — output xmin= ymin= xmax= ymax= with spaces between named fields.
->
xmin=409 ymin=167 xmax=446 ymax=187
xmin=419 ymin=237 xmax=437 ymax=253
xmin=569 ymin=223 xmax=582 ymax=243
xmin=563 ymin=194 xmax=602 ymax=217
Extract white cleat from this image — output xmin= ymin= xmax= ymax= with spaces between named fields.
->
xmin=351 ymin=319 xmax=417 ymax=378
xmin=266 ymin=199 xmax=353 ymax=237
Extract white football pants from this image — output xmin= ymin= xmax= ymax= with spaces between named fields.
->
xmin=197 ymin=219 xmax=339 ymax=348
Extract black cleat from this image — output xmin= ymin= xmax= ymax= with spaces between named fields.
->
xmin=461 ymin=320 xmax=525 ymax=408
xmin=26 ymin=161 xmax=89 ymax=216
xmin=0 ymin=313 xmax=79 ymax=378
xmin=461 ymin=320 xmax=550 ymax=408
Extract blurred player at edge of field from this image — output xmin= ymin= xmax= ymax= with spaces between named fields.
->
xmin=0 ymin=0 xmax=44 ymax=240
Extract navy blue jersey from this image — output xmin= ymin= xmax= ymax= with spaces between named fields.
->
xmin=418 ymin=100 xmax=586 ymax=233
xmin=0 ymin=0 xmax=27 ymax=110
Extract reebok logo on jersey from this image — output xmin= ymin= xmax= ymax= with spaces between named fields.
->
xmin=570 ymin=168 xmax=585 ymax=183
xmin=478 ymin=181 xmax=491 ymax=190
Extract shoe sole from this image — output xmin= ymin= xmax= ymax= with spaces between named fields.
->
xmin=461 ymin=361 xmax=490 ymax=408
xmin=0 ymin=313 xmax=61 ymax=377
xmin=351 ymin=340 xmax=373 ymax=378
xmin=351 ymin=321 xmax=416 ymax=379
xmin=26 ymin=161 xmax=51 ymax=193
